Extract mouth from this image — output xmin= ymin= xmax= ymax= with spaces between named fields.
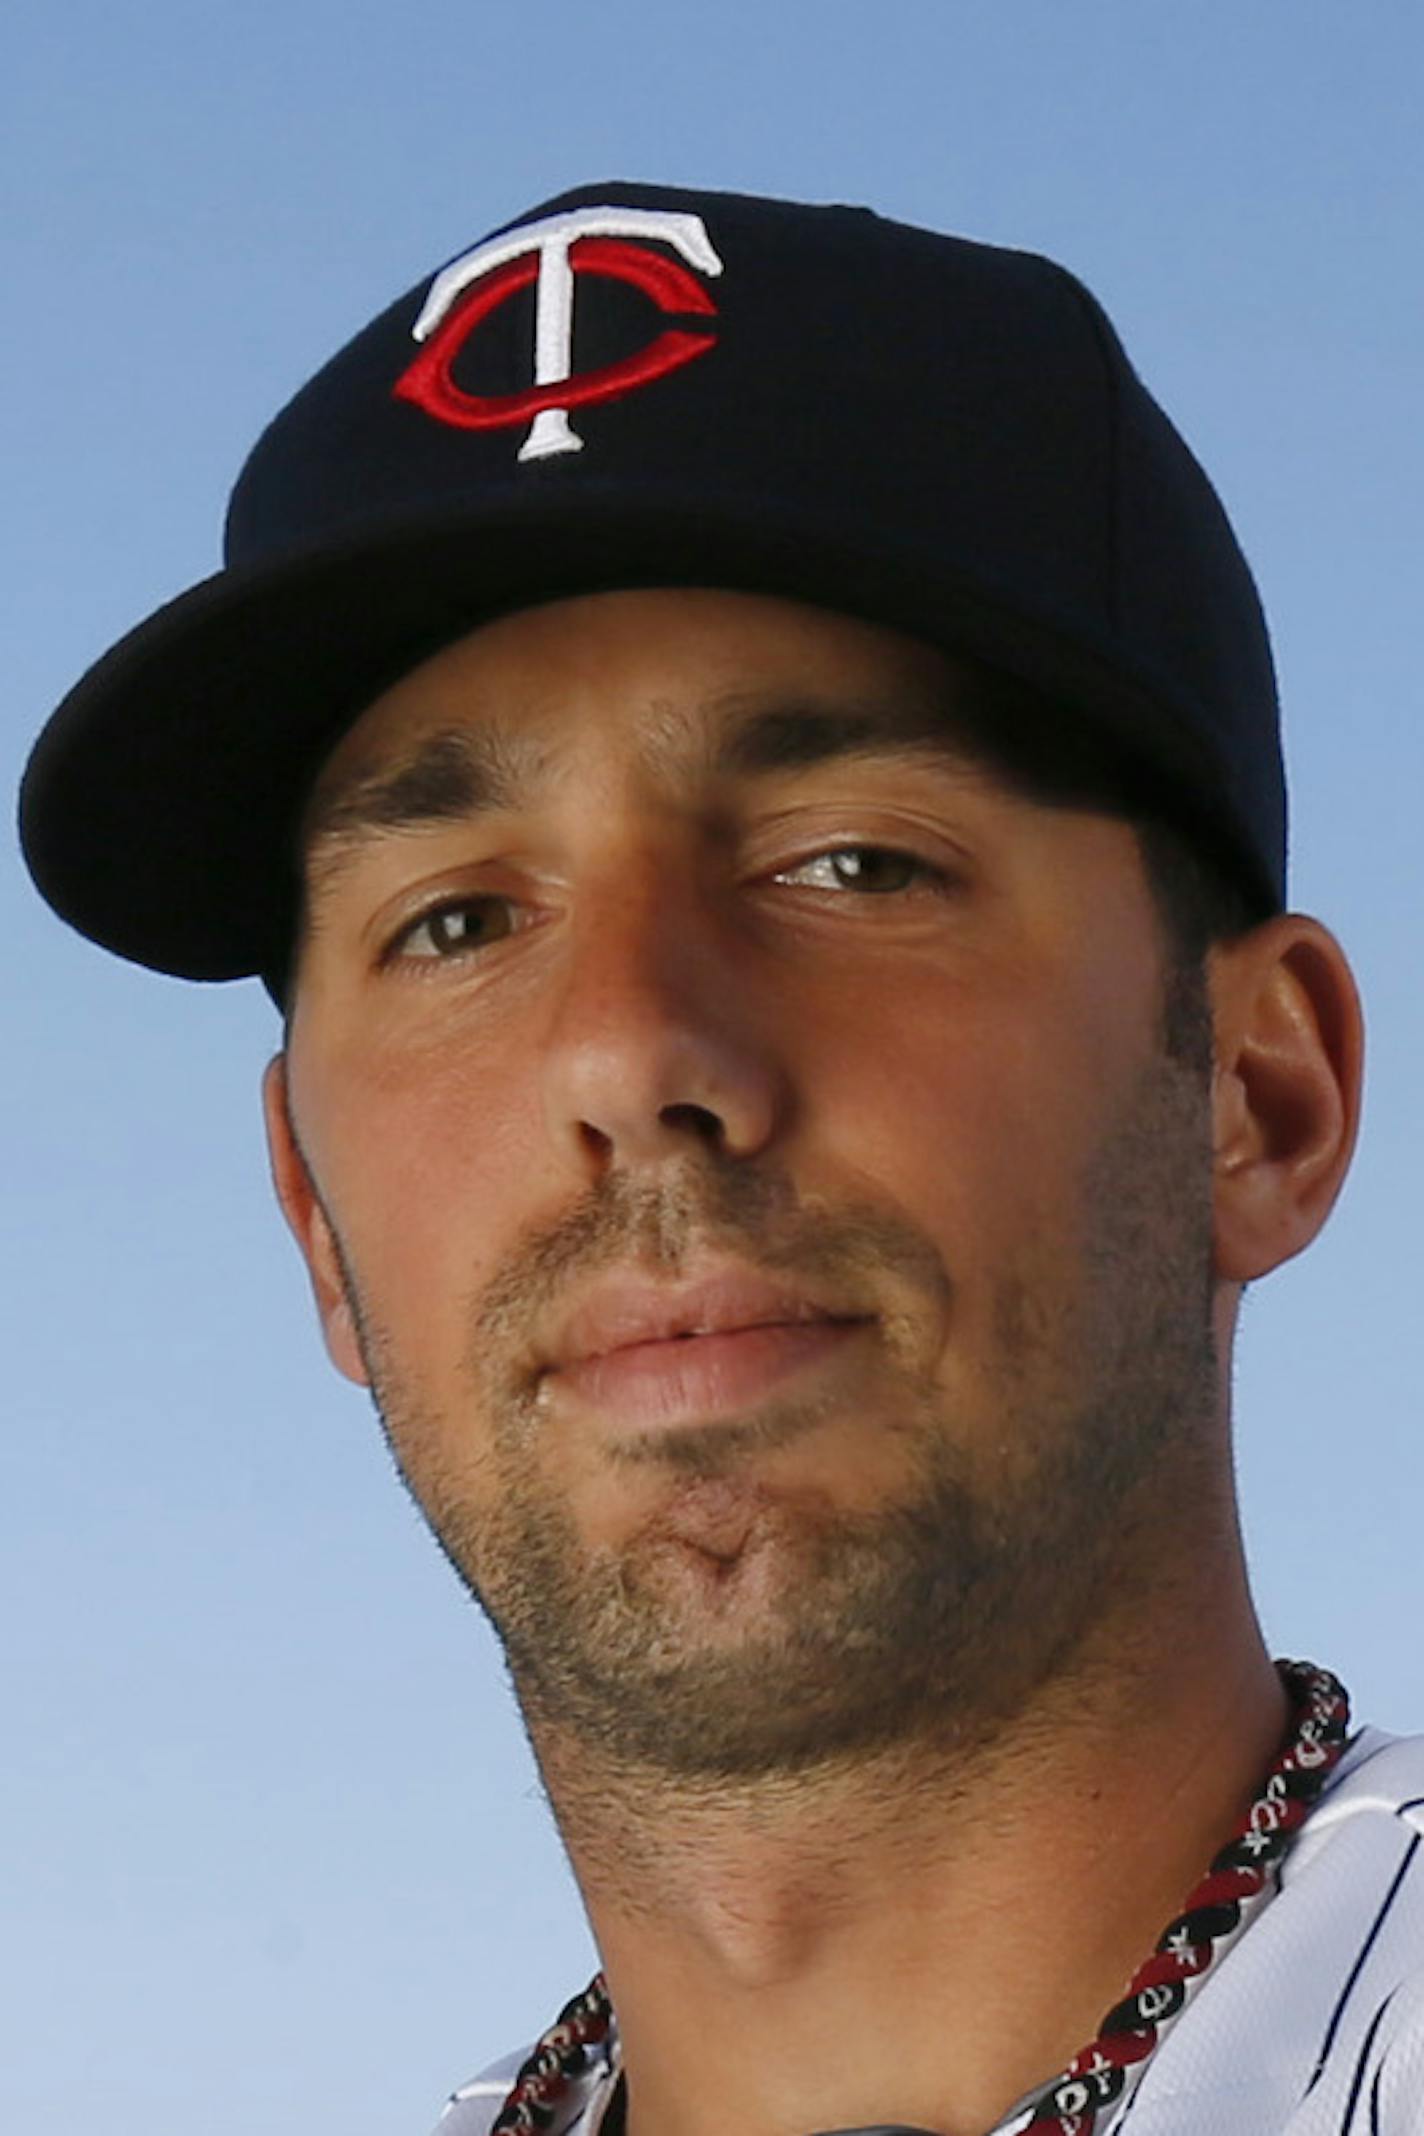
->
xmin=551 ymin=1319 xmax=868 ymax=1427
xmin=542 ymin=1269 xmax=874 ymax=1429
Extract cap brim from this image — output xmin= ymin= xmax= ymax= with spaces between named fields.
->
xmin=20 ymin=482 xmax=1234 ymax=984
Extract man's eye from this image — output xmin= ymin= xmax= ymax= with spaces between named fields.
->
xmin=389 ymin=898 xmax=515 ymax=961
xmin=774 ymin=846 xmax=937 ymax=894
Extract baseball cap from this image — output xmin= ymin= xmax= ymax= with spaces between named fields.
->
xmin=19 ymin=179 xmax=1286 ymax=989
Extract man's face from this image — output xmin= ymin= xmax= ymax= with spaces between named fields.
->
xmin=274 ymin=589 xmax=1220 ymax=1778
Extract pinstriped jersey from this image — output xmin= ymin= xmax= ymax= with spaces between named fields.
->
xmin=432 ymin=1727 xmax=1424 ymax=2136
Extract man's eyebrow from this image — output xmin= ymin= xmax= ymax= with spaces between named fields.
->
xmin=303 ymin=727 xmax=537 ymax=860
xmin=710 ymin=694 xmax=980 ymax=778
xmin=303 ymin=690 xmax=982 ymax=872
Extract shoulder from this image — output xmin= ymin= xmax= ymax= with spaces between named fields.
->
xmin=1308 ymin=1724 xmax=1424 ymax=1824
xmin=1282 ymin=1725 xmax=1424 ymax=1911
xmin=1290 ymin=1731 xmax=1424 ymax=2129
xmin=427 ymin=2049 xmax=529 ymax=2136
xmin=1153 ymin=1727 xmax=1424 ymax=2131
xmin=1273 ymin=1728 xmax=1424 ymax=2026
xmin=1366 ymin=1972 xmax=1424 ymax=2131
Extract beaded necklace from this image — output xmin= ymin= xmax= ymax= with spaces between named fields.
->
xmin=490 ymin=1660 xmax=1351 ymax=2136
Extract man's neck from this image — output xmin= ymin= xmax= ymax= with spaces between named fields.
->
xmin=531 ymin=1585 xmax=1286 ymax=2136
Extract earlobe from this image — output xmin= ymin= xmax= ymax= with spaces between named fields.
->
xmin=1209 ymin=917 xmax=1364 ymax=1283
xmin=261 ymin=1056 xmax=370 ymax=1387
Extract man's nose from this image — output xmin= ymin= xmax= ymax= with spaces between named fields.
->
xmin=539 ymin=863 xmax=790 ymax=1175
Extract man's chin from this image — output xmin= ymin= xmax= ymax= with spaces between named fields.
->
xmin=608 ymin=1494 xmax=845 ymax=1642
xmin=467 ymin=1484 xmax=997 ymax=1781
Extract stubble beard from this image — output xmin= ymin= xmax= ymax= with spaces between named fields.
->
xmin=340 ymin=1029 xmax=1220 ymax=1786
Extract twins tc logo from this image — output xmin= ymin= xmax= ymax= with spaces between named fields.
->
xmin=394 ymin=206 xmax=725 ymax=462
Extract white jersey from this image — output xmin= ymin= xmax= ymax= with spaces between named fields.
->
xmin=433 ymin=1728 xmax=1424 ymax=2136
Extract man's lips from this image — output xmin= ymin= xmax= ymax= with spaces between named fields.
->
xmin=540 ymin=1271 xmax=872 ymax=1427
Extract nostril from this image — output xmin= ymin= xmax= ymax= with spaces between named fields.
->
xmin=659 ymin=1101 xmax=725 ymax=1145
xmin=577 ymin=1120 xmax=616 ymax=1162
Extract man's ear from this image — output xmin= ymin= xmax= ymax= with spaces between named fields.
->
xmin=261 ymin=1056 xmax=370 ymax=1386
xmin=1209 ymin=915 xmax=1364 ymax=1283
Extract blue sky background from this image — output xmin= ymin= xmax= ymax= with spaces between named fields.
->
xmin=5 ymin=5 xmax=1421 ymax=2131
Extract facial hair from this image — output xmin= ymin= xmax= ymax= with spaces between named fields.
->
xmin=332 ymin=1026 xmax=1219 ymax=1784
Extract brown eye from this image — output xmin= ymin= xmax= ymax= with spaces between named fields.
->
xmin=394 ymin=898 xmax=515 ymax=961
xmin=777 ymin=846 xmax=934 ymax=894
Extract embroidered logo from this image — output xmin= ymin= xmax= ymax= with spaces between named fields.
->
xmin=394 ymin=206 xmax=724 ymax=462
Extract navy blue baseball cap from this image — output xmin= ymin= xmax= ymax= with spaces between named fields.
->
xmin=19 ymin=179 xmax=1286 ymax=986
